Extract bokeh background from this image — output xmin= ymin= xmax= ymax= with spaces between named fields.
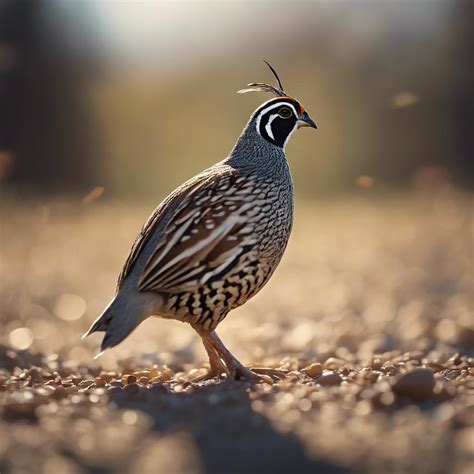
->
xmin=1 ymin=0 xmax=474 ymax=195
xmin=0 ymin=2 xmax=473 ymax=474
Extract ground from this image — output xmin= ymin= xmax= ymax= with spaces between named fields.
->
xmin=0 ymin=190 xmax=473 ymax=474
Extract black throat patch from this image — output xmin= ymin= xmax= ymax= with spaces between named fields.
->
xmin=255 ymin=98 xmax=301 ymax=148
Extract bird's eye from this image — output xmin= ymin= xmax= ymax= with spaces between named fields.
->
xmin=278 ymin=107 xmax=293 ymax=119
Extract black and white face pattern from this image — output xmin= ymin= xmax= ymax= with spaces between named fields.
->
xmin=254 ymin=97 xmax=303 ymax=148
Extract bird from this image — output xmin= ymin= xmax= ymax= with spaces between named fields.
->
xmin=83 ymin=61 xmax=317 ymax=381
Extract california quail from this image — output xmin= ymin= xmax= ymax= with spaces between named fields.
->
xmin=83 ymin=62 xmax=317 ymax=381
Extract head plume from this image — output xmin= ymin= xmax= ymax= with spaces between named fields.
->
xmin=238 ymin=60 xmax=286 ymax=97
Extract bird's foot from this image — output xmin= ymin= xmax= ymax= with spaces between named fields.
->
xmin=227 ymin=362 xmax=263 ymax=383
xmin=195 ymin=328 xmax=287 ymax=384
xmin=248 ymin=366 xmax=288 ymax=379
xmin=226 ymin=361 xmax=287 ymax=383
xmin=191 ymin=362 xmax=262 ymax=383
xmin=190 ymin=366 xmax=226 ymax=383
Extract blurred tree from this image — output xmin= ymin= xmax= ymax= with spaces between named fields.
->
xmin=0 ymin=0 xmax=103 ymax=192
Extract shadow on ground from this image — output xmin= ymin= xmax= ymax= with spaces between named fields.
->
xmin=110 ymin=380 xmax=356 ymax=474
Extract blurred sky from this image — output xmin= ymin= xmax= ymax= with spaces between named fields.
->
xmin=95 ymin=1 xmax=452 ymax=74
xmin=0 ymin=0 xmax=473 ymax=196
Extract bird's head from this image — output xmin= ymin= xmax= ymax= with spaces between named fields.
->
xmin=238 ymin=61 xmax=317 ymax=149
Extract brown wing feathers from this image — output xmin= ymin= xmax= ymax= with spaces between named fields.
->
xmin=118 ymin=167 xmax=257 ymax=295
xmin=138 ymin=173 xmax=256 ymax=293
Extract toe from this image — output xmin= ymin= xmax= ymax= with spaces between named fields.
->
xmin=249 ymin=367 xmax=288 ymax=379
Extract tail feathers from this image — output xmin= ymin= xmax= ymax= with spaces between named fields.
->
xmin=82 ymin=294 xmax=154 ymax=355
xmin=82 ymin=305 xmax=113 ymax=339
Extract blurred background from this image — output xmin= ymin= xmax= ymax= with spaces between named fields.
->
xmin=0 ymin=0 xmax=473 ymax=196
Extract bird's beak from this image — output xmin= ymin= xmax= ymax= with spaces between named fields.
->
xmin=296 ymin=111 xmax=317 ymax=129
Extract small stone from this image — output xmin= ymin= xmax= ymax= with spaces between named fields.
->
xmin=28 ymin=368 xmax=43 ymax=384
xmin=324 ymin=357 xmax=346 ymax=370
xmin=391 ymin=368 xmax=435 ymax=400
xmin=447 ymin=353 xmax=462 ymax=366
xmin=108 ymin=386 xmax=123 ymax=395
xmin=78 ymin=380 xmax=94 ymax=389
xmin=122 ymin=374 xmax=137 ymax=385
xmin=444 ymin=369 xmax=461 ymax=381
xmin=426 ymin=362 xmax=447 ymax=372
xmin=316 ymin=371 xmax=343 ymax=386
xmin=157 ymin=368 xmax=174 ymax=382
xmin=303 ymin=363 xmax=323 ymax=378
xmin=149 ymin=368 xmax=161 ymax=379
xmin=71 ymin=375 xmax=82 ymax=385
xmin=65 ymin=385 xmax=79 ymax=395
xmin=99 ymin=371 xmax=116 ymax=383
xmin=134 ymin=370 xmax=151 ymax=380
xmin=371 ymin=358 xmax=383 ymax=370
xmin=94 ymin=377 xmax=106 ymax=387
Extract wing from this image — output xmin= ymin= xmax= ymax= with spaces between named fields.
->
xmin=117 ymin=164 xmax=234 ymax=290
xmin=137 ymin=168 xmax=258 ymax=294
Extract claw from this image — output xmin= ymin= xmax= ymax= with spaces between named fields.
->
xmin=194 ymin=327 xmax=287 ymax=385
xmin=249 ymin=366 xmax=288 ymax=380
xmin=190 ymin=367 xmax=225 ymax=383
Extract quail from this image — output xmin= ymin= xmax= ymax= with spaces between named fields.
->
xmin=83 ymin=62 xmax=317 ymax=381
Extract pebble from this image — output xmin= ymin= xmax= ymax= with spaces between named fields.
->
xmin=324 ymin=357 xmax=346 ymax=370
xmin=122 ymin=374 xmax=137 ymax=385
xmin=78 ymin=380 xmax=94 ymax=389
xmin=391 ymin=368 xmax=435 ymax=400
xmin=371 ymin=358 xmax=383 ymax=370
xmin=108 ymin=386 xmax=123 ymax=395
xmin=303 ymin=363 xmax=323 ymax=378
xmin=316 ymin=371 xmax=343 ymax=386
xmin=158 ymin=368 xmax=174 ymax=382
xmin=99 ymin=371 xmax=116 ymax=383
xmin=134 ymin=370 xmax=151 ymax=380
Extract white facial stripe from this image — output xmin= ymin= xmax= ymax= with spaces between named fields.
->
xmin=255 ymin=101 xmax=299 ymax=139
xmin=265 ymin=113 xmax=279 ymax=140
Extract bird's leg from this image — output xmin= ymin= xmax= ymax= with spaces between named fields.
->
xmin=201 ymin=330 xmax=288 ymax=382
xmin=193 ymin=327 xmax=287 ymax=382
xmin=192 ymin=327 xmax=229 ymax=381
xmin=202 ymin=336 xmax=229 ymax=378
xmin=204 ymin=330 xmax=261 ymax=382
xmin=207 ymin=330 xmax=289 ymax=380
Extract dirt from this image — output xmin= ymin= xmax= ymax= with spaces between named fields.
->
xmin=1 ymin=191 xmax=473 ymax=473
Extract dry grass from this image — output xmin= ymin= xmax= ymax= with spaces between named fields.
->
xmin=0 ymin=190 xmax=473 ymax=474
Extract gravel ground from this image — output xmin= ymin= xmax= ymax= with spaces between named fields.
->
xmin=1 ymin=190 xmax=473 ymax=474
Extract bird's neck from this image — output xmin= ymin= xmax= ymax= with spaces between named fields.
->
xmin=225 ymin=120 xmax=289 ymax=175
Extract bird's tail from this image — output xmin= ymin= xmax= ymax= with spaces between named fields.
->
xmin=82 ymin=294 xmax=154 ymax=356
